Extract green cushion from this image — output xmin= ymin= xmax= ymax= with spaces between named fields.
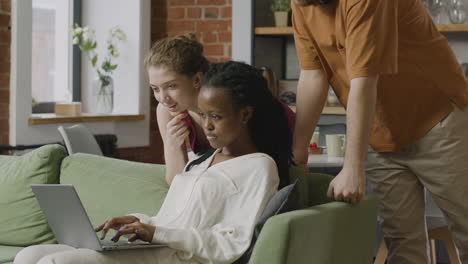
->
xmin=60 ymin=154 xmax=169 ymax=235
xmin=288 ymin=166 xmax=333 ymax=207
xmin=0 ymin=144 xmax=66 ymax=247
xmin=0 ymin=246 xmax=24 ymax=264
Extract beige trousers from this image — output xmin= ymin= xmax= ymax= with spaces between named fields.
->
xmin=13 ymin=244 xmax=190 ymax=264
xmin=366 ymin=105 xmax=468 ymax=264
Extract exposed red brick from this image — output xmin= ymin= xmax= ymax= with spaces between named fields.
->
xmin=0 ymin=103 xmax=8 ymax=118
xmin=204 ymin=44 xmax=224 ymax=56
xmin=218 ymin=31 xmax=231 ymax=42
xmin=0 ymin=74 xmax=8 ymax=88
xmin=0 ymin=0 xmax=11 ymax=13
xmin=169 ymin=0 xmax=195 ymax=6
xmin=0 ymin=133 xmax=9 ymax=146
xmin=0 ymin=31 xmax=10 ymax=43
xmin=0 ymin=14 xmax=9 ymax=26
xmin=0 ymin=44 xmax=9 ymax=59
xmin=0 ymin=119 xmax=8 ymax=133
xmin=153 ymin=5 xmax=167 ymax=19
xmin=187 ymin=7 xmax=201 ymax=19
xmin=219 ymin=57 xmax=231 ymax=62
xmin=0 ymin=89 xmax=8 ymax=103
xmin=204 ymin=7 xmax=218 ymax=19
xmin=196 ymin=20 xmax=229 ymax=32
xmin=221 ymin=6 xmax=231 ymax=18
xmin=0 ymin=59 xmax=9 ymax=73
xmin=168 ymin=7 xmax=185 ymax=20
xmin=207 ymin=57 xmax=219 ymax=62
xmin=203 ymin=32 xmax=217 ymax=43
xmin=168 ymin=20 xmax=195 ymax=32
xmin=197 ymin=0 xmax=225 ymax=5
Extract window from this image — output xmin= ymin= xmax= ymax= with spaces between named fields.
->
xmin=31 ymin=0 xmax=81 ymax=112
xmin=11 ymin=0 xmax=151 ymax=148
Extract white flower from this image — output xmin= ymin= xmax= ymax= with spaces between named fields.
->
xmin=110 ymin=26 xmax=126 ymax=41
xmin=83 ymin=32 xmax=89 ymax=42
xmin=75 ymin=27 xmax=83 ymax=34
xmin=73 ymin=37 xmax=79 ymax=44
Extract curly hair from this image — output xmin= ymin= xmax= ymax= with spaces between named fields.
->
xmin=144 ymin=33 xmax=209 ymax=76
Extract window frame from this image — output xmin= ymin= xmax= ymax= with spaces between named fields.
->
xmin=10 ymin=0 xmax=152 ymax=148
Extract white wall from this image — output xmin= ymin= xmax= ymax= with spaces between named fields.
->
xmin=232 ymin=1 xmax=252 ymax=64
xmin=10 ymin=0 xmax=151 ymax=148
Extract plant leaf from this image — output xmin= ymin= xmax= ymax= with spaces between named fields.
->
xmin=91 ymin=55 xmax=98 ymax=67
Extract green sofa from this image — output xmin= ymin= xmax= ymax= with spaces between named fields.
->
xmin=0 ymin=144 xmax=378 ymax=264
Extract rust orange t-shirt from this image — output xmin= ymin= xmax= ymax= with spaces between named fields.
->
xmin=292 ymin=0 xmax=468 ymax=152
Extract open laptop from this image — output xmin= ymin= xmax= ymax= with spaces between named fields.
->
xmin=31 ymin=184 xmax=165 ymax=251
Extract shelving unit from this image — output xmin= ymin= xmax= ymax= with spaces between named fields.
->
xmin=255 ymin=24 xmax=468 ymax=35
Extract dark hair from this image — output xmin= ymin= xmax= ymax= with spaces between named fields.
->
xmin=187 ymin=61 xmax=293 ymax=189
xmin=144 ymin=33 xmax=209 ymax=76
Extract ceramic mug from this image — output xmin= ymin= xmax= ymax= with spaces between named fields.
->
xmin=326 ymin=134 xmax=345 ymax=157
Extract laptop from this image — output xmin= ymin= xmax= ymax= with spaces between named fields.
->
xmin=31 ymin=184 xmax=165 ymax=251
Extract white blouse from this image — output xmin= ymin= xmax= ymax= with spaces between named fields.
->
xmin=132 ymin=149 xmax=279 ymax=264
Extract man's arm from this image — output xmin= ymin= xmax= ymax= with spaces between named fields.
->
xmin=292 ymin=69 xmax=329 ymax=167
xmin=327 ymin=75 xmax=378 ymax=204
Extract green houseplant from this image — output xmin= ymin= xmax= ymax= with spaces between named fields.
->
xmin=71 ymin=24 xmax=126 ymax=113
xmin=271 ymin=0 xmax=291 ymax=27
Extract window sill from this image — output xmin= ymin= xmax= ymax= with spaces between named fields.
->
xmin=28 ymin=113 xmax=145 ymax=125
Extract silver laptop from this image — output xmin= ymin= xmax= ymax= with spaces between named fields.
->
xmin=31 ymin=184 xmax=165 ymax=251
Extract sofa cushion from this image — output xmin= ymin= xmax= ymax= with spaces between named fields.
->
xmin=60 ymin=154 xmax=169 ymax=234
xmin=0 ymin=246 xmax=24 ymax=264
xmin=0 ymin=144 xmax=66 ymax=247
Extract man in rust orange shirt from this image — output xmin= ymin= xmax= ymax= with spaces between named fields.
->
xmin=291 ymin=0 xmax=468 ymax=262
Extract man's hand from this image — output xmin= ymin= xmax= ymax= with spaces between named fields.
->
xmin=293 ymin=146 xmax=309 ymax=171
xmin=327 ymin=166 xmax=365 ymax=204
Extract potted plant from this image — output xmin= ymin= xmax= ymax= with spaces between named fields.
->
xmin=71 ymin=24 xmax=126 ymax=114
xmin=271 ymin=0 xmax=291 ymax=27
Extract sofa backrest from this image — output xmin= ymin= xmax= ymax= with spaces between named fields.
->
xmin=288 ymin=165 xmax=333 ymax=208
xmin=59 ymin=153 xmax=169 ymax=236
xmin=0 ymin=144 xmax=67 ymax=246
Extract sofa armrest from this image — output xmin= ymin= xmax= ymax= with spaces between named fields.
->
xmin=249 ymin=196 xmax=379 ymax=264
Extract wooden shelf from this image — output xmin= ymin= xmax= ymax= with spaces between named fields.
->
xmin=29 ymin=113 xmax=145 ymax=125
xmin=255 ymin=24 xmax=468 ymax=35
xmin=437 ymin=24 xmax=468 ymax=32
xmin=255 ymin=27 xmax=294 ymax=35
xmin=288 ymin=105 xmax=346 ymax=115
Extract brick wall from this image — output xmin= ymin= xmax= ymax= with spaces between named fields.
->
xmin=0 ymin=0 xmax=231 ymax=161
xmin=117 ymin=0 xmax=232 ymax=163
xmin=0 ymin=0 xmax=10 ymax=146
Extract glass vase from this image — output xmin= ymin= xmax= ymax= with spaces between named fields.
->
xmin=428 ymin=0 xmax=446 ymax=24
xmin=92 ymin=75 xmax=113 ymax=114
xmin=447 ymin=0 xmax=468 ymax=23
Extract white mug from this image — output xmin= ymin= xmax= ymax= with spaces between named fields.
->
xmin=326 ymin=134 xmax=345 ymax=157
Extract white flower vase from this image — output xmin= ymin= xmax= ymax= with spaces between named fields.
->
xmin=92 ymin=76 xmax=114 ymax=114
